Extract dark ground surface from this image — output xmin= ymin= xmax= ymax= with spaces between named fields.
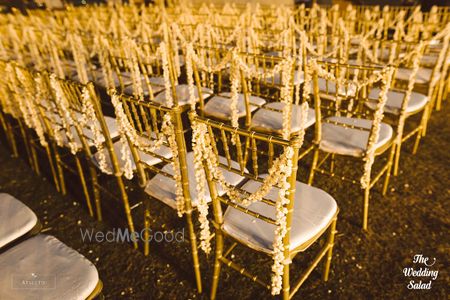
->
xmin=0 ymin=103 xmax=449 ymax=300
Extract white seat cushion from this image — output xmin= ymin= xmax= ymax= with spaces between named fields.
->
xmin=64 ymin=116 xmax=119 ymax=148
xmin=368 ymin=88 xmax=429 ymax=114
xmin=0 ymin=235 xmax=99 ymax=300
xmin=251 ymin=102 xmax=316 ymax=134
xmin=223 ymin=177 xmax=337 ymax=254
xmin=0 ymin=193 xmax=38 ymax=248
xmin=92 ymin=138 xmax=173 ymax=174
xmin=145 ymin=152 xmax=246 ymax=209
xmin=123 ymin=76 xmax=166 ymax=96
xmin=203 ymin=92 xmax=266 ymax=120
xmin=320 ymin=116 xmax=393 ymax=157
xmin=312 ymin=78 xmax=357 ymax=97
xmin=395 ymin=67 xmax=439 ymax=85
xmin=420 ymin=54 xmax=438 ymax=66
xmin=153 ymin=84 xmax=212 ymax=106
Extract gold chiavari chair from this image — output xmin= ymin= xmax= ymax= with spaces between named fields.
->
xmin=11 ymin=65 xmax=62 ymax=193
xmin=191 ymin=114 xmax=338 ymax=300
xmin=395 ymin=25 xmax=450 ymax=129
xmin=191 ymin=45 xmax=267 ymax=128
xmin=112 ymin=92 xmax=247 ymax=293
xmin=240 ymin=53 xmax=315 ymax=136
xmin=152 ymin=43 xmax=214 ymax=108
xmin=366 ymin=41 xmax=429 ymax=176
xmin=46 ymin=77 xmax=148 ymax=251
xmin=34 ymin=74 xmax=106 ymax=219
xmin=308 ymin=61 xmax=395 ymax=231
xmin=2 ymin=62 xmax=42 ymax=175
xmin=116 ymin=42 xmax=166 ymax=100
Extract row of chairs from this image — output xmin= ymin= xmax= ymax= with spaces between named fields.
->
xmin=0 ymin=4 xmax=449 ymax=300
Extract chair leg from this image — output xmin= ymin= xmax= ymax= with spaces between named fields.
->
xmin=186 ymin=212 xmax=202 ymax=293
xmin=116 ymin=176 xmax=138 ymax=249
xmin=393 ymin=140 xmax=402 ymax=177
xmin=88 ymin=165 xmax=102 ymax=221
xmin=282 ymin=263 xmax=290 ymax=300
xmin=5 ymin=121 xmax=18 ymax=157
xmin=210 ymin=231 xmax=224 ymax=300
xmin=444 ymin=78 xmax=449 ymax=101
xmin=412 ymin=129 xmax=422 ymax=155
xmin=308 ymin=148 xmax=319 ymax=185
xmin=44 ymin=145 xmax=61 ymax=192
xmin=143 ymin=203 xmax=151 ymax=256
xmin=423 ymin=87 xmax=437 ymax=137
xmin=53 ymin=146 xmax=67 ymax=195
xmin=362 ymin=187 xmax=370 ymax=231
xmin=18 ymin=122 xmax=35 ymax=170
xmin=323 ymin=217 xmax=337 ymax=281
xmin=435 ymin=78 xmax=445 ymax=111
xmin=75 ymin=155 xmax=94 ymax=217
xmin=330 ymin=153 xmax=335 ymax=173
xmin=383 ymin=144 xmax=396 ymax=196
xmin=30 ymin=141 xmax=41 ymax=176
xmin=413 ymin=107 xmax=428 ymax=155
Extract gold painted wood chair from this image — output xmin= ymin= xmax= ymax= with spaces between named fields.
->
xmin=308 ymin=61 xmax=395 ymax=231
xmin=191 ymin=45 xmax=266 ymax=128
xmin=191 ymin=114 xmax=338 ymax=300
xmin=366 ymin=41 xmax=430 ymax=176
xmin=111 ymin=92 xmax=247 ymax=293
xmin=240 ymin=53 xmax=315 ymax=136
xmin=45 ymin=77 xmax=143 ymax=250
xmin=1 ymin=62 xmax=53 ymax=177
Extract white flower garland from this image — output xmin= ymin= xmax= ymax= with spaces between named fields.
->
xmin=49 ymin=74 xmax=81 ymax=154
xmin=360 ymin=66 xmax=393 ymax=189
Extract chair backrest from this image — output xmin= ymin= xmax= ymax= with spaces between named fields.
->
xmin=48 ymin=76 xmax=123 ymax=179
xmin=110 ymin=92 xmax=190 ymax=215
xmin=311 ymin=60 xmax=394 ymax=152
xmin=11 ymin=64 xmax=48 ymax=147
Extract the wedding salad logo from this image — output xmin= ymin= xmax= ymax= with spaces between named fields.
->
xmin=403 ymin=254 xmax=439 ymax=290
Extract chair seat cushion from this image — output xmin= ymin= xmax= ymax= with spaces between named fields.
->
xmin=0 ymin=235 xmax=99 ymax=300
xmin=420 ymin=54 xmax=438 ymax=66
xmin=265 ymin=70 xmax=304 ymax=85
xmin=145 ymin=152 xmax=245 ymax=210
xmin=123 ymin=76 xmax=166 ymax=96
xmin=92 ymin=137 xmax=173 ymax=174
xmin=0 ymin=193 xmax=38 ymax=248
xmin=368 ymin=88 xmax=429 ymax=114
xmin=223 ymin=177 xmax=337 ymax=254
xmin=395 ymin=67 xmax=439 ymax=85
xmin=63 ymin=116 xmax=120 ymax=148
xmin=320 ymin=116 xmax=393 ymax=157
xmin=251 ymin=102 xmax=316 ymax=134
xmin=153 ymin=84 xmax=212 ymax=106
xmin=203 ymin=92 xmax=266 ymax=120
